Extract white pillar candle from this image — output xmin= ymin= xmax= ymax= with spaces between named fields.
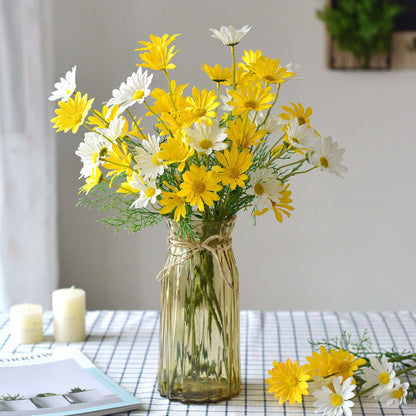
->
xmin=52 ymin=287 xmax=86 ymax=342
xmin=10 ymin=303 xmax=44 ymax=344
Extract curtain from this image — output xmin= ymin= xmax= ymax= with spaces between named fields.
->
xmin=0 ymin=0 xmax=58 ymax=310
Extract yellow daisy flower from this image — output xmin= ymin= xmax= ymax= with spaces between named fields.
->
xmin=101 ymin=142 xmax=133 ymax=178
xmin=227 ymin=82 xmax=274 ymax=115
xmin=86 ymin=105 xmax=119 ymax=129
xmin=79 ymin=167 xmax=102 ymax=195
xmin=271 ymin=183 xmax=295 ymax=223
xmin=239 ymin=49 xmax=263 ymax=72
xmin=157 ymin=133 xmax=194 ymax=171
xmin=178 ymin=165 xmax=222 ymax=211
xmin=159 ymin=188 xmax=187 ymax=222
xmin=186 ymin=87 xmax=219 ymax=123
xmin=250 ymin=56 xmax=295 ymax=84
xmin=136 ymin=33 xmax=180 ymax=71
xmin=305 ymin=346 xmax=333 ymax=379
xmin=279 ymin=102 xmax=313 ymax=128
xmin=150 ymin=81 xmax=189 ymax=115
xmin=265 ymin=359 xmax=310 ymax=405
xmin=51 ymin=91 xmax=94 ymax=134
xmin=201 ymin=63 xmax=232 ymax=83
xmin=213 ymin=146 xmax=253 ymax=190
xmin=224 ymin=67 xmax=254 ymax=89
xmin=227 ymin=117 xmax=267 ymax=148
xmin=329 ymin=349 xmax=367 ymax=381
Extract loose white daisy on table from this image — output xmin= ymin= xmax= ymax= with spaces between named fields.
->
xmin=96 ymin=116 xmax=126 ymax=141
xmin=127 ymin=174 xmax=161 ymax=209
xmin=134 ymin=134 xmax=164 ymax=180
xmin=309 ymin=136 xmax=348 ymax=178
xmin=49 ymin=65 xmax=77 ymax=102
xmin=361 ymin=355 xmax=400 ymax=399
xmin=75 ymin=131 xmax=112 ymax=178
xmin=184 ymin=120 xmax=227 ymax=155
xmin=379 ymin=380 xmax=409 ymax=408
xmin=286 ymin=117 xmax=316 ymax=150
xmin=313 ymin=376 xmax=356 ymax=416
xmin=107 ymin=67 xmax=153 ymax=114
xmin=209 ymin=25 xmax=251 ymax=46
xmin=247 ymin=168 xmax=283 ymax=213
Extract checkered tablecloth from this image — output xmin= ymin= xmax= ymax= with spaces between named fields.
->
xmin=0 ymin=310 xmax=415 ymax=415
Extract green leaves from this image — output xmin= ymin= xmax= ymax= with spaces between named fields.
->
xmin=316 ymin=0 xmax=403 ymax=68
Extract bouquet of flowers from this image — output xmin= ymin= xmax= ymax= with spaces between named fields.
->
xmin=50 ymin=25 xmax=346 ymax=232
xmin=50 ymin=25 xmax=347 ymax=403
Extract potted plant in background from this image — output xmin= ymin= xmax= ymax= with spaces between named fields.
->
xmin=65 ymin=387 xmax=102 ymax=403
xmin=317 ymin=0 xmax=403 ymax=69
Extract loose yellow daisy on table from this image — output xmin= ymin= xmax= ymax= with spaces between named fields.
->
xmin=265 ymin=359 xmax=310 ymax=405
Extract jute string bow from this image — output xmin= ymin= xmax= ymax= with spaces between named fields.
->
xmin=156 ymin=234 xmax=234 ymax=289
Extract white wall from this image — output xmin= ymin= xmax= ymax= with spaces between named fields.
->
xmin=52 ymin=0 xmax=416 ymax=311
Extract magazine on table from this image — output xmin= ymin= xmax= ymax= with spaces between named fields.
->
xmin=0 ymin=347 xmax=141 ymax=416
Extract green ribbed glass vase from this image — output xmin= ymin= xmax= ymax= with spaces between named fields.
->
xmin=158 ymin=217 xmax=241 ymax=403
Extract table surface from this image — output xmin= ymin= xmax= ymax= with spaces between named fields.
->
xmin=0 ymin=310 xmax=415 ymax=415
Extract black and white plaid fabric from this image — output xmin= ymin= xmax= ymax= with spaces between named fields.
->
xmin=0 ymin=310 xmax=415 ymax=415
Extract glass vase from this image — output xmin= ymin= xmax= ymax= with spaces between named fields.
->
xmin=158 ymin=217 xmax=241 ymax=403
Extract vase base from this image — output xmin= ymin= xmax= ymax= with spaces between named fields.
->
xmin=158 ymin=385 xmax=241 ymax=404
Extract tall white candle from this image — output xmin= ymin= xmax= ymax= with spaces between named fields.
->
xmin=10 ymin=303 xmax=44 ymax=344
xmin=52 ymin=287 xmax=86 ymax=342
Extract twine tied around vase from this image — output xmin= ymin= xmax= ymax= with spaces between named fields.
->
xmin=156 ymin=234 xmax=234 ymax=289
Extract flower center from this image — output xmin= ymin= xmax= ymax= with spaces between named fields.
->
xmin=338 ymin=362 xmax=351 ymax=373
xmin=194 ymin=108 xmax=207 ymax=118
xmin=320 ymin=156 xmax=329 ymax=168
xmin=145 ymin=187 xmax=156 ymax=198
xmin=227 ymin=167 xmax=241 ymax=179
xmin=244 ymin=100 xmax=258 ymax=110
xmin=199 ymin=139 xmax=213 ymax=150
xmin=152 ymin=154 xmax=161 ymax=166
xmin=72 ymin=113 xmax=83 ymax=125
xmin=263 ymin=75 xmax=277 ymax=83
xmin=331 ymin=394 xmax=344 ymax=407
xmin=393 ymin=387 xmax=404 ymax=399
xmin=133 ymin=90 xmax=145 ymax=101
xmin=297 ymin=116 xmax=306 ymax=126
xmin=287 ymin=376 xmax=299 ymax=388
xmin=192 ymin=180 xmax=206 ymax=195
xmin=99 ymin=146 xmax=109 ymax=158
xmin=66 ymin=88 xmax=72 ymax=95
xmin=379 ymin=372 xmax=390 ymax=385
xmin=254 ymin=183 xmax=265 ymax=195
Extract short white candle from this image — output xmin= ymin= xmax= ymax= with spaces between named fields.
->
xmin=52 ymin=287 xmax=86 ymax=342
xmin=10 ymin=303 xmax=44 ymax=344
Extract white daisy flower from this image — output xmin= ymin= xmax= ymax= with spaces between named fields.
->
xmin=284 ymin=63 xmax=303 ymax=80
xmin=220 ymin=91 xmax=233 ymax=112
xmin=313 ymin=376 xmax=356 ymax=416
xmin=134 ymin=134 xmax=164 ymax=180
xmin=107 ymin=67 xmax=153 ymax=114
xmin=309 ymin=136 xmax=348 ymax=178
xmin=209 ymin=25 xmax=251 ymax=46
xmin=247 ymin=168 xmax=283 ymax=213
xmin=49 ymin=66 xmax=76 ymax=102
xmin=361 ymin=355 xmax=399 ymax=399
xmin=255 ymin=112 xmax=282 ymax=134
xmin=286 ymin=117 xmax=316 ymax=150
xmin=184 ymin=120 xmax=227 ymax=155
xmin=75 ymin=132 xmax=112 ymax=178
xmin=379 ymin=380 xmax=409 ymax=408
xmin=128 ymin=174 xmax=161 ymax=209
xmin=96 ymin=116 xmax=126 ymax=141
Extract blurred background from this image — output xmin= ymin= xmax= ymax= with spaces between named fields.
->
xmin=1 ymin=0 xmax=416 ymax=311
